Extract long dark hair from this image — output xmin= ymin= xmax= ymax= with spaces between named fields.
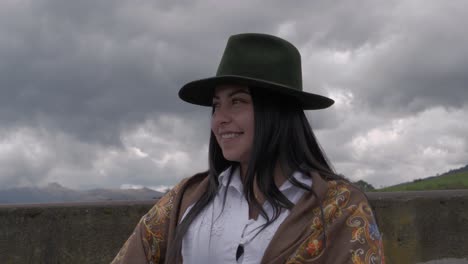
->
xmin=166 ymin=87 xmax=345 ymax=263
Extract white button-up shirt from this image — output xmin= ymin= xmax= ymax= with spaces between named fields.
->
xmin=181 ymin=166 xmax=312 ymax=264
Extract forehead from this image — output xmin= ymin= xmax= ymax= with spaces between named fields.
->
xmin=213 ymin=84 xmax=250 ymax=99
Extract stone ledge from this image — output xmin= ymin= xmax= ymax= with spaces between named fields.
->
xmin=1 ymin=191 xmax=468 ymax=263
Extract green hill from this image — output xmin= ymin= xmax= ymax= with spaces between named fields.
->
xmin=378 ymin=164 xmax=468 ymax=192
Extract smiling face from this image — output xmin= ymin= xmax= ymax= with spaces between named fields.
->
xmin=211 ymin=84 xmax=255 ymax=167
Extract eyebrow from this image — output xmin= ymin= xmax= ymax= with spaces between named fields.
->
xmin=213 ymin=89 xmax=250 ymax=100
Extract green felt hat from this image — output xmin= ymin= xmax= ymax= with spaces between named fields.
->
xmin=178 ymin=33 xmax=334 ymax=110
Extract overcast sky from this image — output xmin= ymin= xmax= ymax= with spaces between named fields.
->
xmin=1 ymin=0 xmax=467 ymax=190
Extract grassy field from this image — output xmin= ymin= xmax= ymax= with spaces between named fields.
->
xmin=378 ymin=171 xmax=468 ymax=192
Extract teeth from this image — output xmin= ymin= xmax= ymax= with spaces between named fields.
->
xmin=221 ymin=133 xmax=241 ymax=139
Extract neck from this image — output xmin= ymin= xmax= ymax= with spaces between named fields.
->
xmin=240 ymin=162 xmax=288 ymax=200
xmin=240 ymin=162 xmax=248 ymax=180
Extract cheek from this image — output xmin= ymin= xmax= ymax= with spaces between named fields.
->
xmin=247 ymin=110 xmax=255 ymax=133
xmin=211 ymin=125 xmax=220 ymax=143
xmin=244 ymin=115 xmax=255 ymax=142
xmin=211 ymin=116 xmax=218 ymax=135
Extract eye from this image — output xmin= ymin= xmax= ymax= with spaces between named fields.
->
xmin=232 ymin=98 xmax=243 ymax=105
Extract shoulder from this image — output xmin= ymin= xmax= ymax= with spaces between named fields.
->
xmin=148 ymin=170 xmax=208 ymax=206
xmin=321 ymin=179 xmax=379 ymax=240
xmin=143 ymin=171 xmax=209 ymax=227
xmin=324 ymin=179 xmax=370 ymax=207
xmin=287 ymin=179 xmax=384 ymax=263
xmin=324 ymin=180 xmax=383 ymax=263
xmin=111 ymin=172 xmax=210 ymax=264
xmin=141 ymin=178 xmax=187 ymax=229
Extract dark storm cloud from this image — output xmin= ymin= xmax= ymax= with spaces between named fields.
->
xmin=0 ymin=0 xmax=467 ymax=189
xmin=352 ymin=9 xmax=468 ymax=114
xmin=0 ymin=0 xmax=217 ymax=144
xmin=311 ymin=1 xmax=468 ymax=115
xmin=2 ymin=0 xmax=323 ymax=145
xmin=265 ymin=1 xmax=468 ymax=119
xmin=1 ymin=0 xmax=382 ymax=144
xmin=3 ymin=0 xmax=466 ymax=143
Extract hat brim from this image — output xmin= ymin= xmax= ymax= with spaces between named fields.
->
xmin=179 ymin=75 xmax=334 ymax=110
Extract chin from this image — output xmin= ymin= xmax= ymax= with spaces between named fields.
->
xmin=219 ymin=149 xmax=236 ymax=160
xmin=222 ymin=154 xmax=241 ymax=162
xmin=222 ymin=151 xmax=249 ymax=164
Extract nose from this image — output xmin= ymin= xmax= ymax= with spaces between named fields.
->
xmin=212 ymin=105 xmax=231 ymax=128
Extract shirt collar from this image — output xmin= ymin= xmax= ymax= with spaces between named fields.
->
xmin=279 ymin=171 xmax=313 ymax=192
xmin=219 ymin=166 xmax=244 ymax=194
xmin=218 ymin=166 xmax=312 ymax=194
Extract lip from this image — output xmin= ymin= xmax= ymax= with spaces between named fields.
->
xmin=218 ymin=131 xmax=243 ymax=142
xmin=218 ymin=130 xmax=243 ymax=136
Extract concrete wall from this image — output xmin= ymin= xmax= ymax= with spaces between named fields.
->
xmin=367 ymin=190 xmax=468 ymax=264
xmin=1 ymin=190 xmax=468 ymax=264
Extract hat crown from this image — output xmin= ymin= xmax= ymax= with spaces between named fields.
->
xmin=216 ymin=33 xmax=303 ymax=91
xmin=178 ymin=33 xmax=334 ymax=110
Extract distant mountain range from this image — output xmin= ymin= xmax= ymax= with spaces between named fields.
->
xmin=3 ymin=164 xmax=467 ymax=203
xmin=0 ymin=182 xmax=164 ymax=204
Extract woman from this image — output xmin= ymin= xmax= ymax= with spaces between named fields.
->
xmin=112 ymin=33 xmax=384 ymax=263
